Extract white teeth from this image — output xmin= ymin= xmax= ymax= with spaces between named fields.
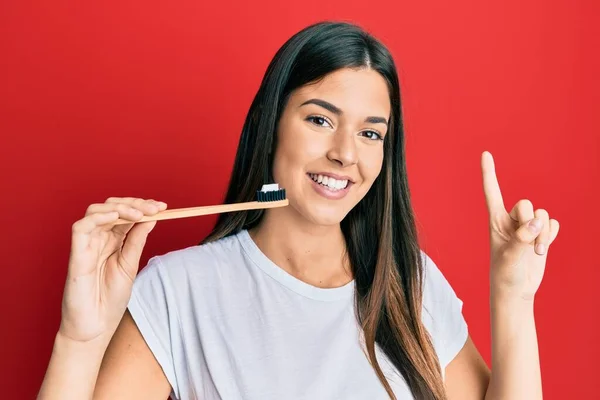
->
xmin=309 ymin=173 xmax=349 ymax=191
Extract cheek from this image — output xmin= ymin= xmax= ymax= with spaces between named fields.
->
xmin=273 ymin=121 xmax=324 ymax=174
xmin=359 ymin=147 xmax=384 ymax=182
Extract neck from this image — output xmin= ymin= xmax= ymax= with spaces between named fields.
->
xmin=248 ymin=207 xmax=353 ymax=289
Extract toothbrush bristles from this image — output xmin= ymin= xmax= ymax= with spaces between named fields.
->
xmin=256 ymin=188 xmax=286 ymax=202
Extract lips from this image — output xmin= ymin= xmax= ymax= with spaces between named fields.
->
xmin=306 ymin=173 xmax=353 ymax=200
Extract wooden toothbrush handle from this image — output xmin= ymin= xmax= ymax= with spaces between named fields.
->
xmin=113 ymin=199 xmax=289 ymax=225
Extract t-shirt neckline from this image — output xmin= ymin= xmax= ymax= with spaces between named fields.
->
xmin=236 ymin=229 xmax=355 ymax=302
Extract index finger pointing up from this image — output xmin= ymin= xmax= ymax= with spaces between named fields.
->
xmin=481 ymin=151 xmax=506 ymax=216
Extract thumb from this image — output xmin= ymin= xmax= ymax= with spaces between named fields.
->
xmin=510 ymin=217 xmax=542 ymax=249
xmin=120 ymin=221 xmax=157 ymax=276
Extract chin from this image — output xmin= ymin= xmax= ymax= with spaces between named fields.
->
xmin=309 ymin=214 xmax=345 ymax=226
xmin=298 ymin=202 xmax=351 ymax=226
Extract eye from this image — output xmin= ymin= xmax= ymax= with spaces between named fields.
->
xmin=360 ymin=130 xmax=384 ymax=141
xmin=306 ymin=115 xmax=333 ymax=129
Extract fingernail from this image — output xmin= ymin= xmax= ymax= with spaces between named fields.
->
xmin=529 ymin=218 xmax=542 ymax=232
xmin=535 ymin=243 xmax=546 ymax=255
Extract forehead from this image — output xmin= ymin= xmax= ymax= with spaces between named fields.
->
xmin=291 ymin=68 xmax=391 ymax=118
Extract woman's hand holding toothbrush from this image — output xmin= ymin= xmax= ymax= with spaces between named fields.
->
xmin=38 ymin=197 xmax=167 ymax=399
xmin=59 ymin=197 xmax=167 ymax=344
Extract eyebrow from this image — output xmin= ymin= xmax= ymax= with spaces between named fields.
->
xmin=299 ymin=98 xmax=388 ymax=126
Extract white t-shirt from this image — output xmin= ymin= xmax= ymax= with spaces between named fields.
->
xmin=127 ymin=229 xmax=468 ymax=400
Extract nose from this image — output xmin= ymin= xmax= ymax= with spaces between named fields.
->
xmin=326 ymin=130 xmax=358 ymax=167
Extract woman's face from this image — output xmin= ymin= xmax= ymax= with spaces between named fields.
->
xmin=272 ymin=67 xmax=391 ymax=226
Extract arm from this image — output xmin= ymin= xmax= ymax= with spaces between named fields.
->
xmin=38 ymin=311 xmax=171 ymax=400
xmin=445 ymin=151 xmax=559 ymax=399
xmin=444 ymin=336 xmax=490 ymax=400
xmin=38 ymin=333 xmax=111 ymax=399
xmin=37 ymin=197 xmax=171 ymax=399
xmin=445 ymin=297 xmax=542 ymax=400
xmin=94 ymin=310 xmax=172 ymax=399
xmin=484 ymin=296 xmax=541 ymax=400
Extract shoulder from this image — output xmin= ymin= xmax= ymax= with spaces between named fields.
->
xmin=420 ymin=250 xmax=457 ymax=304
xmin=130 ymin=231 xmax=249 ymax=312
xmin=419 ymin=250 xmax=469 ymax=372
xmin=157 ymin=231 xmax=242 ymax=268
xmin=137 ymin=231 xmax=244 ymax=283
xmin=126 ymin=231 xmax=250 ymax=399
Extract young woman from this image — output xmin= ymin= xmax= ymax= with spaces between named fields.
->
xmin=38 ymin=21 xmax=559 ymax=400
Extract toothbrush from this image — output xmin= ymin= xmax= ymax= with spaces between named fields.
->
xmin=113 ymin=184 xmax=288 ymax=225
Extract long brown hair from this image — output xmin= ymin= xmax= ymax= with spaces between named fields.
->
xmin=201 ymin=21 xmax=446 ymax=399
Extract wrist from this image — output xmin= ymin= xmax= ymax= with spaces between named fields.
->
xmin=54 ymin=330 xmax=112 ymax=358
xmin=491 ymin=282 xmax=536 ymax=306
xmin=490 ymin=289 xmax=536 ymax=336
xmin=491 ymin=293 xmax=535 ymax=315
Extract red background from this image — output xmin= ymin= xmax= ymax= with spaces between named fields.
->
xmin=1 ymin=1 xmax=598 ymax=398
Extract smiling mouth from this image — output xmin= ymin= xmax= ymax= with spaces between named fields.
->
xmin=307 ymin=173 xmax=350 ymax=191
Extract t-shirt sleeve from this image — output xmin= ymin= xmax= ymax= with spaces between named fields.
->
xmin=127 ymin=256 xmax=181 ymax=399
xmin=420 ymin=251 xmax=469 ymax=374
